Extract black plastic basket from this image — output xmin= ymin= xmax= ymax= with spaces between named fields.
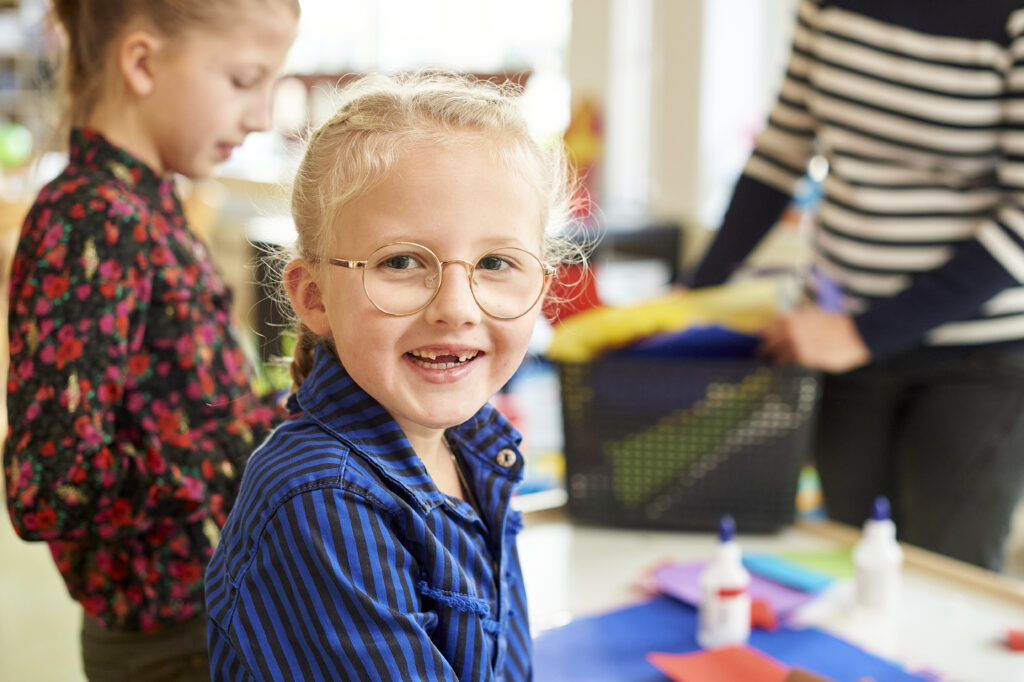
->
xmin=557 ymin=357 xmax=820 ymax=533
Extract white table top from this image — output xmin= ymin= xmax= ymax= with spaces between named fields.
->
xmin=517 ymin=509 xmax=1024 ymax=682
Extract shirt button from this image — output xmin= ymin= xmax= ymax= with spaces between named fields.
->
xmin=495 ymin=449 xmax=517 ymax=467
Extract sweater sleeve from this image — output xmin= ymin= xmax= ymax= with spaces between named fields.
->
xmin=689 ymin=0 xmax=820 ymax=287
xmin=853 ymin=12 xmax=1024 ymax=358
xmin=689 ymin=175 xmax=793 ymax=287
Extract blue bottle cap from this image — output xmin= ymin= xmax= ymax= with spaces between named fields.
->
xmin=719 ymin=514 xmax=736 ymax=542
xmin=871 ymin=495 xmax=891 ymax=521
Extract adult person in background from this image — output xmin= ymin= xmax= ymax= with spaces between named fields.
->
xmin=689 ymin=0 xmax=1024 ymax=571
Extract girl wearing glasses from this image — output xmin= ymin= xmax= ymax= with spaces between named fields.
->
xmin=205 ymin=72 xmax=581 ymax=680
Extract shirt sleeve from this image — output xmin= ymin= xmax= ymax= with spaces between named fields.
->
xmin=5 ymin=190 xmax=229 ymax=542
xmin=224 ymin=489 xmax=458 ymax=682
xmin=689 ymin=0 xmax=819 ymax=287
xmin=853 ymin=14 xmax=1024 ymax=358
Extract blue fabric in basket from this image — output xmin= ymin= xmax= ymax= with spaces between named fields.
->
xmin=533 ymin=596 xmax=927 ymax=682
xmin=613 ymin=325 xmax=761 ymax=359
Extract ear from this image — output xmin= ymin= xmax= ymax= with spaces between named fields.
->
xmin=118 ymin=29 xmax=163 ymax=98
xmin=283 ymin=260 xmax=332 ymax=337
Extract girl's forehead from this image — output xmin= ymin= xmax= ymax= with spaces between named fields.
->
xmin=333 ymin=215 xmax=545 ymax=256
xmin=331 ymin=148 xmax=543 ymax=252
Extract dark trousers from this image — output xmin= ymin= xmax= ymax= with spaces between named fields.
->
xmin=81 ymin=611 xmax=211 ymax=682
xmin=814 ymin=345 xmax=1024 ymax=571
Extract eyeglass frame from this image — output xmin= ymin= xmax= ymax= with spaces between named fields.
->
xmin=324 ymin=241 xmax=556 ymax=319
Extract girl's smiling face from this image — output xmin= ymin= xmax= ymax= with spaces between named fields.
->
xmin=304 ymin=137 xmax=546 ymax=443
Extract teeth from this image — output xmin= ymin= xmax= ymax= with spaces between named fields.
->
xmin=409 ymin=349 xmax=479 ymax=367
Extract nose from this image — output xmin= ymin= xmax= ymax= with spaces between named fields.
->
xmin=424 ymin=260 xmax=481 ymax=326
xmin=242 ymin=87 xmax=275 ymax=134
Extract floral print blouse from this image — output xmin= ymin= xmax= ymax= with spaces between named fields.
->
xmin=4 ymin=128 xmax=280 ymax=631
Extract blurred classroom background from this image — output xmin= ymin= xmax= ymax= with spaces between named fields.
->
xmin=2 ymin=1 xmax=1024 ymax=680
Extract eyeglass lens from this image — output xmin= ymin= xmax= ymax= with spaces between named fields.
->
xmin=361 ymin=243 xmax=546 ymax=318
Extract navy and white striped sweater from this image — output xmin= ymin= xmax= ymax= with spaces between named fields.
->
xmin=205 ymin=347 xmax=531 ymax=681
xmin=692 ymin=0 xmax=1024 ymax=358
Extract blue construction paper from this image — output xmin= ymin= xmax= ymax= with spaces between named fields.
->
xmin=613 ymin=325 xmax=761 ymax=359
xmin=533 ymin=596 xmax=927 ymax=682
xmin=743 ymin=553 xmax=834 ymax=594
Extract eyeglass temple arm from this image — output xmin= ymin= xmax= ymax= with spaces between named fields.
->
xmin=326 ymin=257 xmax=367 ymax=270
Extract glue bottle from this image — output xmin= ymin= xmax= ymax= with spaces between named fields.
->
xmin=853 ymin=495 xmax=903 ymax=614
xmin=697 ymin=515 xmax=751 ymax=648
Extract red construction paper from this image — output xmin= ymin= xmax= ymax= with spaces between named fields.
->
xmin=751 ymin=597 xmax=779 ymax=631
xmin=1007 ymin=628 xmax=1024 ymax=651
xmin=647 ymin=644 xmax=790 ymax=682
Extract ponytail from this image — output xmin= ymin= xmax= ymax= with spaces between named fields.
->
xmin=288 ymin=323 xmax=322 ymax=391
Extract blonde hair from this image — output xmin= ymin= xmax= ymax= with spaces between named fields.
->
xmin=50 ymin=0 xmax=300 ymax=129
xmin=286 ymin=71 xmax=586 ymax=388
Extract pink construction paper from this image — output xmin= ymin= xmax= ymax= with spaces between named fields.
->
xmin=650 ymin=561 xmax=818 ymax=620
xmin=647 ymin=645 xmax=790 ymax=682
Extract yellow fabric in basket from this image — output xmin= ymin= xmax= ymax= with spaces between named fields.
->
xmin=546 ymin=280 xmax=781 ymax=362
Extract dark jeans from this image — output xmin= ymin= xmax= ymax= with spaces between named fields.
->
xmin=814 ymin=345 xmax=1024 ymax=571
xmin=81 ymin=611 xmax=210 ymax=682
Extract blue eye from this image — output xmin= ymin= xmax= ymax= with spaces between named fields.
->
xmin=382 ymin=254 xmax=424 ymax=270
xmin=478 ymin=255 xmax=510 ymax=271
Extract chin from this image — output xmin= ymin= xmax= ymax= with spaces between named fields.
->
xmin=179 ymin=158 xmax=216 ymax=180
xmin=191 ymin=165 xmax=216 ymax=179
xmin=418 ymin=405 xmax=482 ymax=431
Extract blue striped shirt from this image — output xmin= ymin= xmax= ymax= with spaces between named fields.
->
xmin=205 ymin=347 xmax=532 ymax=680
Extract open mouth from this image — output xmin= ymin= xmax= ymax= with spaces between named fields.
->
xmin=407 ymin=349 xmax=481 ymax=369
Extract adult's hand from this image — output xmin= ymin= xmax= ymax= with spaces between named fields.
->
xmin=757 ymin=305 xmax=870 ymax=373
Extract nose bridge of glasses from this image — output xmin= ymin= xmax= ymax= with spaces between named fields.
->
xmin=428 ymin=258 xmax=475 ymax=287
xmin=420 ymin=257 xmax=470 ymax=293
xmin=440 ymin=257 xmax=475 ymax=273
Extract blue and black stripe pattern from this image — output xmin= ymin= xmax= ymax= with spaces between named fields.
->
xmin=206 ymin=347 xmax=531 ymax=680
xmin=692 ymin=0 xmax=1024 ymax=359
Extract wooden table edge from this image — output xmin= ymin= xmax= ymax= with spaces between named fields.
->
xmin=797 ymin=519 xmax=1024 ymax=607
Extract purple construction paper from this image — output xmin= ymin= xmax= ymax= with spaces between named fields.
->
xmin=651 ymin=561 xmax=819 ymax=620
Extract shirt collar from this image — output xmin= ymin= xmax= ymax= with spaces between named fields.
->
xmin=69 ymin=127 xmax=172 ymax=198
xmin=295 ymin=346 xmax=524 ymax=510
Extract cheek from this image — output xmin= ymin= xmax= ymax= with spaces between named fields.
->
xmin=495 ymin=316 xmax=539 ymax=364
xmin=332 ymin=324 xmax=383 ymax=383
xmin=330 ymin=308 xmax=403 ymax=364
xmin=322 ymin=280 xmax=371 ymax=330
